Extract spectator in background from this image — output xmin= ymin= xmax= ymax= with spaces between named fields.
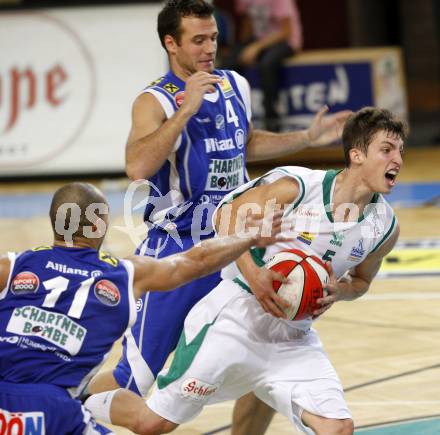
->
xmin=213 ymin=0 xmax=237 ymax=63
xmin=221 ymin=0 xmax=303 ymax=132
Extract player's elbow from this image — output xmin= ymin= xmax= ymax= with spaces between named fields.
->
xmin=126 ymin=167 xmax=141 ymax=181
xmin=125 ymin=161 xmax=149 ymax=181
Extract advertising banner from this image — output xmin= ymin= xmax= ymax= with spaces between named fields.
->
xmin=246 ymin=47 xmax=407 ymax=131
xmin=0 ymin=5 xmax=166 ymax=176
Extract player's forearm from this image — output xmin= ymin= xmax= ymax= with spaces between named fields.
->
xmin=183 ymin=234 xmax=258 ymax=280
xmin=336 ymin=275 xmax=370 ymax=301
xmin=246 ymin=129 xmax=310 ymax=162
xmin=125 ymin=109 xmax=193 ymax=180
xmin=235 ymin=250 xmax=261 ymax=281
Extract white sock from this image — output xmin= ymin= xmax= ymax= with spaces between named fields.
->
xmin=84 ymin=389 xmax=120 ymax=423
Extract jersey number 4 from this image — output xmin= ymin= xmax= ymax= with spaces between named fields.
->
xmin=225 ymin=99 xmax=239 ymax=127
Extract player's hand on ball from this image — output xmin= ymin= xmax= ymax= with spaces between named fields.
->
xmin=313 ymin=262 xmax=338 ymax=318
xmin=248 ymin=267 xmax=290 ymax=318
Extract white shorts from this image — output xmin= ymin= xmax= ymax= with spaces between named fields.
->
xmin=147 ymin=279 xmax=351 ymax=430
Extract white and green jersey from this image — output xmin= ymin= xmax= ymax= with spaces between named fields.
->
xmin=217 ymin=165 xmax=397 ymax=283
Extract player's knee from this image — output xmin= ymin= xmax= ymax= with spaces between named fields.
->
xmin=132 ymin=415 xmax=178 ymax=435
xmin=311 ymin=417 xmax=353 ymax=435
xmin=329 ymin=418 xmax=354 ymax=435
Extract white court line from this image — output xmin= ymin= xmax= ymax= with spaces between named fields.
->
xmin=348 ymin=400 xmax=440 ymax=406
xmin=360 ymin=292 xmax=440 ymax=301
xmin=207 ymin=399 xmax=440 ymax=407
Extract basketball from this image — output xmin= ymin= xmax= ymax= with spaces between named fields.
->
xmin=265 ymin=249 xmax=329 ymax=320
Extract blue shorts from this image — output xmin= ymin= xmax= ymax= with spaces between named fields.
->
xmin=0 ymin=381 xmax=113 ymax=434
xmin=113 ymin=231 xmax=222 ymax=395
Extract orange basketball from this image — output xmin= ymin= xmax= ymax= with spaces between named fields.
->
xmin=266 ymin=249 xmax=329 ymax=320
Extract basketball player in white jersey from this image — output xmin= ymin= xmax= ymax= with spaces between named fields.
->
xmin=86 ymin=107 xmax=406 ymax=435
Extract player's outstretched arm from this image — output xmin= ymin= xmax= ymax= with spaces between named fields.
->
xmin=127 ymin=213 xmax=283 ymax=299
xmin=313 ymin=224 xmax=400 ymax=317
xmin=246 ymin=106 xmax=352 ymax=162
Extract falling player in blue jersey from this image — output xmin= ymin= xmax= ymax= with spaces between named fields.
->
xmin=0 ymin=182 xmax=284 ymax=434
xmin=88 ymin=0 xmax=352 ymax=401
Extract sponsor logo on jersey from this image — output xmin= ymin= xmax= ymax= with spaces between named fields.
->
xmin=198 ymin=194 xmax=211 ymax=205
xmin=0 ymin=409 xmax=45 ymax=435
xmin=330 ymin=231 xmax=344 ymax=247
xmin=148 ymin=76 xmax=165 ymax=87
xmin=99 ymin=251 xmax=118 ymax=267
xmin=91 ymin=270 xmax=103 ymax=278
xmin=7 ymin=306 xmax=86 ymax=355
xmin=13 ymin=336 xmax=72 ymax=362
xmin=10 ymin=271 xmax=40 ymax=295
xmin=295 ymin=206 xmax=320 ymax=219
xmin=180 ymin=377 xmax=218 ymax=401
xmin=219 ymin=77 xmax=235 ymax=98
xmin=45 ymin=261 xmax=89 ymax=277
xmin=0 ymin=335 xmax=19 ymax=344
xmin=348 ymin=239 xmax=365 ymax=261
xmin=234 ymin=128 xmax=245 ymax=149
xmin=163 ymin=82 xmax=179 ymax=94
xmin=215 ymin=114 xmax=225 ymax=130
xmin=136 ymin=298 xmax=143 ymax=312
xmin=297 ymin=232 xmax=314 ymax=245
xmin=204 ymin=137 xmax=235 ymax=153
xmin=94 ymin=279 xmax=121 ymax=306
xmin=175 ymin=91 xmax=185 ymax=107
xmin=195 ymin=116 xmax=211 ymax=124
xmin=32 ymin=246 xmax=52 ymax=252
xmin=206 ymin=155 xmax=245 ymax=191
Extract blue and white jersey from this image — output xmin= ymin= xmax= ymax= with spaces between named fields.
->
xmin=0 ymin=246 xmax=136 ymax=398
xmin=143 ymin=69 xmax=251 ymax=236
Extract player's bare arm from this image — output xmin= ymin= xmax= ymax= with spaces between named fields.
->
xmin=314 ymin=224 xmax=400 ymax=317
xmin=125 ymin=72 xmax=221 ymax=180
xmin=246 ymin=106 xmax=352 ymax=162
xmin=215 ymin=177 xmax=299 ymax=317
xmin=0 ymin=255 xmax=10 ymax=290
xmin=128 ymin=216 xmax=283 ymax=300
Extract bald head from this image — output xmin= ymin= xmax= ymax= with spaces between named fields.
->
xmin=50 ymin=182 xmax=109 ymax=246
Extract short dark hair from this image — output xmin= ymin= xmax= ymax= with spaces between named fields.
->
xmin=49 ymin=182 xmax=108 ymax=242
xmin=157 ymin=0 xmax=214 ymax=49
xmin=342 ymin=107 xmax=408 ymax=167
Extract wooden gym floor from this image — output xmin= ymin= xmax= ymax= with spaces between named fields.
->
xmin=0 ymin=147 xmax=439 ymax=434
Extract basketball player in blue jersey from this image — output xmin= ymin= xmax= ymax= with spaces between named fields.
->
xmin=85 ymin=107 xmax=407 ymax=435
xmin=0 ymin=182 xmax=285 ymax=434
xmin=87 ymin=0 xmax=352 ymax=412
